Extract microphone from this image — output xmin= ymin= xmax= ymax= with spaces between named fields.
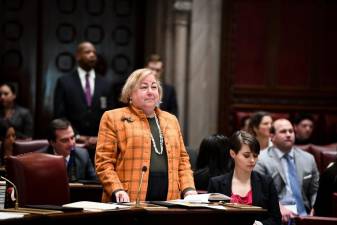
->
xmin=1 ymin=176 xmax=19 ymax=209
xmin=135 ymin=166 xmax=147 ymax=208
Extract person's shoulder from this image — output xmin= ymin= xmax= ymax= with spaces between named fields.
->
xmin=57 ymin=71 xmax=77 ymax=82
xmin=252 ymin=170 xmax=272 ymax=183
xmin=258 ymin=148 xmax=270 ymax=159
xmin=210 ymin=173 xmax=231 ymax=183
xmin=103 ymin=107 xmax=133 ymax=120
xmin=194 ymin=167 xmax=210 ymax=177
xmin=162 ymin=82 xmax=174 ymax=89
xmin=14 ymin=105 xmax=31 ymax=115
xmin=74 ymin=147 xmax=90 ymax=156
xmin=294 ymin=146 xmax=314 ymax=159
xmin=158 ymin=109 xmax=177 ymax=120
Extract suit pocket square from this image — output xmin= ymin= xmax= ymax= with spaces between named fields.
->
xmin=303 ymin=174 xmax=312 ymax=179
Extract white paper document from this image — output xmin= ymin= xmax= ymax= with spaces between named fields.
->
xmin=0 ymin=212 xmax=27 ymax=220
xmin=63 ymin=201 xmax=130 ymax=212
xmin=183 ymin=193 xmax=231 ymax=203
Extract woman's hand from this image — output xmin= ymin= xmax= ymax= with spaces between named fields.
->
xmin=184 ymin=190 xmax=198 ymax=197
xmin=115 ymin=190 xmax=130 ymax=202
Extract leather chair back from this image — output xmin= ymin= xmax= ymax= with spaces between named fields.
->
xmin=6 ymin=152 xmax=70 ymax=206
xmin=295 ymin=216 xmax=337 ymax=225
xmin=320 ymin=151 xmax=337 ymax=172
xmin=13 ymin=139 xmax=49 ymax=155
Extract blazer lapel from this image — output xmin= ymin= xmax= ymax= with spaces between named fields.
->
xmin=269 ymin=148 xmax=287 ymax=184
xmin=221 ymin=173 xmax=233 ymax=196
xmin=73 ymin=71 xmax=88 ymax=105
xmin=156 ymin=109 xmax=169 ymax=135
xmin=293 ymin=148 xmax=304 ymax=188
xmin=251 ymin=172 xmax=261 ymax=206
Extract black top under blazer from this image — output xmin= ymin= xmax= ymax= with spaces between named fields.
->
xmin=208 ymin=171 xmax=282 ymax=225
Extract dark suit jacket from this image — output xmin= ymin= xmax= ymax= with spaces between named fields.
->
xmin=208 ymin=171 xmax=282 ymax=225
xmin=53 ymin=70 xmax=113 ymax=136
xmin=39 ymin=146 xmax=97 ymax=181
xmin=160 ymin=83 xmax=178 ymax=117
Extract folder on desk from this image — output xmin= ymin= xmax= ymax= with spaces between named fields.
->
xmin=25 ymin=204 xmax=83 ymax=212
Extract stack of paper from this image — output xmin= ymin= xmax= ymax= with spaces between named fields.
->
xmin=0 ymin=181 xmax=6 ymax=209
xmin=0 ymin=212 xmax=27 ymax=220
xmin=63 ymin=201 xmax=130 ymax=212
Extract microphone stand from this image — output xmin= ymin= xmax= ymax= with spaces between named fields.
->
xmin=135 ymin=166 xmax=147 ymax=208
xmin=1 ymin=176 xmax=19 ymax=209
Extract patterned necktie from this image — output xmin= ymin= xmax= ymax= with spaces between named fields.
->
xmin=284 ymin=153 xmax=307 ymax=215
xmin=85 ymin=73 xmax=92 ymax=106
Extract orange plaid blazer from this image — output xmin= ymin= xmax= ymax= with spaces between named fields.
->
xmin=95 ymin=105 xmax=195 ymax=202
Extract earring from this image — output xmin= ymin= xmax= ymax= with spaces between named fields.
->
xmin=129 ymin=98 xmax=132 ymax=104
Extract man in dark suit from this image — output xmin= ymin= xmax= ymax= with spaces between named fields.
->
xmin=39 ymin=118 xmax=97 ymax=182
xmin=54 ymin=42 xmax=113 ymax=143
xmin=146 ymin=54 xmax=178 ymax=117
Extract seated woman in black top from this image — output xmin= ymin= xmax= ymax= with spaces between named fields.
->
xmin=193 ymin=134 xmax=232 ymax=191
xmin=208 ymin=131 xmax=281 ymax=225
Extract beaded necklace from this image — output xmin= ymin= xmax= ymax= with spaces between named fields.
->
xmin=150 ymin=115 xmax=164 ymax=155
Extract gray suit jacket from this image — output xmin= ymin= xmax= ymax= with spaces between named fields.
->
xmin=254 ymin=146 xmax=319 ymax=211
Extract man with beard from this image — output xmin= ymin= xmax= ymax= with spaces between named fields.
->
xmin=54 ymin=42 xmax=113 ymax=149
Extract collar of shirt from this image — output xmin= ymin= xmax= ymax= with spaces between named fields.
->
xmin=65 ymin=154 xmax=70 ymax=164
xmin=53 ymin=148 xmax=70 ymax=164
xmin=274 ymin=147 xmax=294 ymax=160
xmin=77 ymin=67 xmax=96 ymax=95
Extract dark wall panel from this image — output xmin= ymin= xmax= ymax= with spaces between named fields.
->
xmin=276 ymin=1 xmax=315 ymax=87
xmin=231 ymin=1 xmax=270 ymax=87
xmin=0 ymin=0 xmax=38 ymax=115
xmin=1 ymin=0 xmax=145 ymax=138
xmin=317 ymin=2 xmax=337 ymax=88
xmin=219 ymin=0 xmax=337 ymax=142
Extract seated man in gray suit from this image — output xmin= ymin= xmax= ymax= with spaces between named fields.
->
xmin=40 ymin=118 xmax=97 ymax=182
xmin=254 ymin=118 xmax=319 ymax=223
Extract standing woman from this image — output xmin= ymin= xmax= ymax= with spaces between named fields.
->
xmin=95 ymin=68 xmax=196 ymax=203
xmin=0 ymin=82 xmax=33 ymax=139
xmin=208 ymin=131 xmax=281 ymax=225
xmin=248 ymin=111 xmax=273 ymax=151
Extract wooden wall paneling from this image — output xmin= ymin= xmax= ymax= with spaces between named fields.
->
xmin=218 ymin=0 xmax=337 ymax=139
xmin=35 ymin=0 xmax=145 ymax=137
xmin=317 ymin=1 xmax=337 ymax=88
xmin=0 ymin=0 xmax=38 ymax=116
xmin=276 ymin=0 xmax=315 ymax=87
xmin=231 ymin=0 xmax=270 ymax=87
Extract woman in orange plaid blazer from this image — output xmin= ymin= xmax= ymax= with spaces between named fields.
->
xmin=95 ymin=68 xmax=196 ymax=203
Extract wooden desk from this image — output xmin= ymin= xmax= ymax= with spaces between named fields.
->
xmin=1 ymin=206 xmax=265 ymax=225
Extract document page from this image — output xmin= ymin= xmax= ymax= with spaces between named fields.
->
xmin=63 ymin=201 xmax=130 ymax=212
